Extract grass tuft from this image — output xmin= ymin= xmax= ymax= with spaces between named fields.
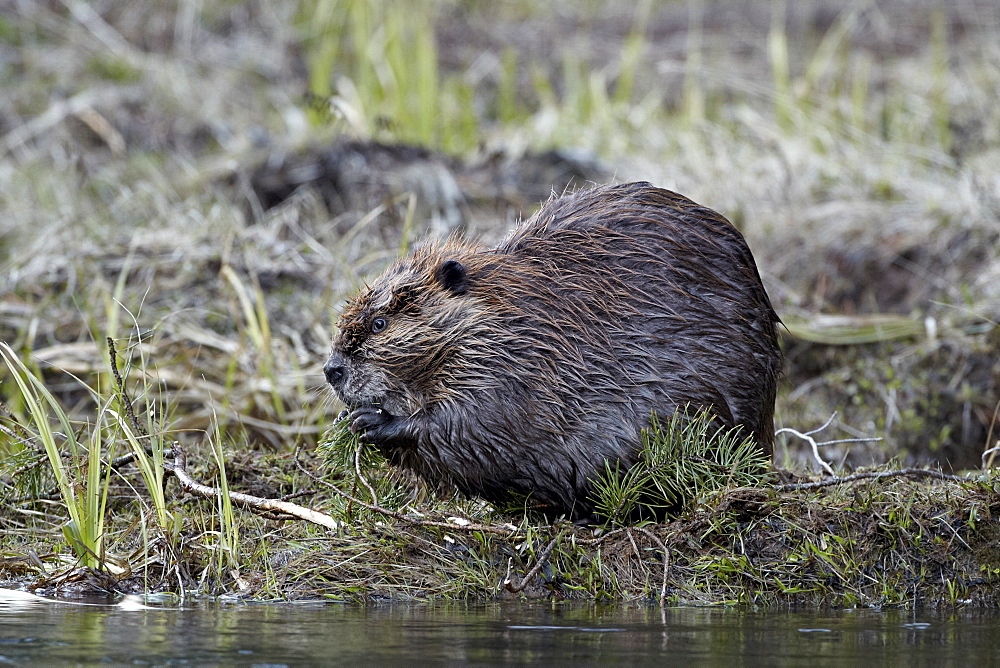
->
xmin=1 ymin=343 xmax=110 ymax=570
xmin=591 ymin=409 xmax=773 ymax=524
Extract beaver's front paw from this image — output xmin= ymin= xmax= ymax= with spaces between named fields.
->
xmin=348 ymin=406 xmax=391 ymax=434
xmin=349 ymin=407 xmax=414 ymax=449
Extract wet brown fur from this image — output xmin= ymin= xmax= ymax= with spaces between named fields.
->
xmin=326 ymin=182 xmax=781 ymax=519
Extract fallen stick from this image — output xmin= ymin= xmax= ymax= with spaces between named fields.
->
xmin=167 ymin=445 xmax=343 ymax=530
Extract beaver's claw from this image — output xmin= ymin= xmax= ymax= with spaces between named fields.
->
xmin=349 ymin=406 xmax=414 ymax=449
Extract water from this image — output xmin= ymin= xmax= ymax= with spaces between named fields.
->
xmin=1 ymin=589 xmax=996 ymax=666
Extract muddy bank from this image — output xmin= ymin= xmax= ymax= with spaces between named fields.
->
xmin=5 ymin=456 xmax=998 ymax=608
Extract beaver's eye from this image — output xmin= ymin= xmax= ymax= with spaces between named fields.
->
xmin=371 ymin=317 xmax=387 ymax=333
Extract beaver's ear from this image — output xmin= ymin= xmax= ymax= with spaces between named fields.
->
xmin=435 ymin=259 xmax=468 ymax=295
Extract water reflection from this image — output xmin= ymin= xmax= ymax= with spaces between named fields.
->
xmin=0 ymin=589 xmax=995 ymax=665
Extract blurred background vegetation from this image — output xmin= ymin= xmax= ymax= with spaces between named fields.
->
xmin=0 ymin=0 xmax=998 ymax=578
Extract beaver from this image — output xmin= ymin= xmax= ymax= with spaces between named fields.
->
xmin=324 ymin=181 xmax=781 ymax=519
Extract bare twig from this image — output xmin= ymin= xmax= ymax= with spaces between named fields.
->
xmin=636 ymin=526 xmax=671 ymax=607
xmin=107 ymin=337 xmax=148 ymax=438
xmin=981 ymin=397 xmax=1000 ymax=469
xmin=167 ymin=445 xmax=342 ymax=530
xmin=504 ymin=531 xmax=564 ymax=593
xmin=776 ymin=412 xmax=882 ymax=477
xmin=983 ymin=444 xmax=1000 ymax=470
xmin=0 ymin=402 xmax=34 ymax=444
xmin=626 ymin=529 xmax=649 ymax=579
xmin=774 ymin=467 xmax=968 ymax=491
xmin=776 ymin=413 xmax=837 ymax=475
xmin=293 ymin=446 xmax=523 ymax=536
xmin=354 ymin=441 xmax=379 ymax=506
xmin=574 ymin=527 xmax=629 ymax=546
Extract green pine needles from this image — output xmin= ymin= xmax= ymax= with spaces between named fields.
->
xmin=318 ymin=415 xmax=412 ymax=513
xmin=590 ymin=408 xmax=774 ymax=524
xmin=319 ymin=413 xmax=396 ymax=477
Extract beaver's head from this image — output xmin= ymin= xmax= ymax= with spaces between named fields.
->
xmin=324 ymin=242 xmax=502 ymax=416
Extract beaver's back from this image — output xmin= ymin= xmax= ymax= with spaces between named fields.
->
xmin=328 ymin=182 xmax=780 ymax=519
xmin=487 ymin=182 xmax=779 ymax=446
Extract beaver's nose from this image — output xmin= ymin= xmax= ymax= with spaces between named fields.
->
xmin=323 ymin=355 xmax=347 ymax=390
